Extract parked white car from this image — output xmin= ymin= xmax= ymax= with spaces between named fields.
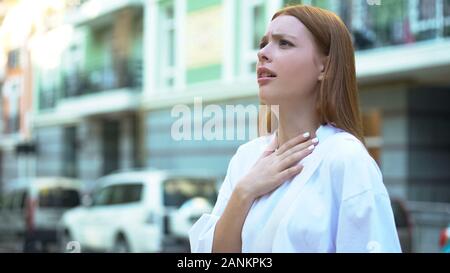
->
xmin=0 ymin=177 xmax=82 ymax=252
xmin=59 ymin=169 xmax=217 ymax=253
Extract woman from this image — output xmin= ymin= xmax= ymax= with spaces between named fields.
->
xmin=189 ymin=5 xmax=401 ymax=253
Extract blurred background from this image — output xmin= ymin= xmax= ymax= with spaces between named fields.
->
xmin=0 ymin=0 xmax=449 ymax=253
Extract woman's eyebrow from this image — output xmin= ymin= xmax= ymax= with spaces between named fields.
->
xmin=261 ymin=33 xmax=297 ymax=42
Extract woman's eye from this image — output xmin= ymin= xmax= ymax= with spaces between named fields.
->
xmin=279 ymin=40 xmax=292 ymax=47
xmin=259 ymin=42 xmax=267 ymax=49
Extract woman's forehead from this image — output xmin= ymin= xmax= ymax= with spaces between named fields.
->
xmin=265 ymin=15 xmax=306 ymax=38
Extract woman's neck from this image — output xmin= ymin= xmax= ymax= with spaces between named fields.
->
xmin=276 ymin=106 xmax=321 ymax=148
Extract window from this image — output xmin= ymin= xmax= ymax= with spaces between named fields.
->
xmin=102 ymin=120 xmax=119 ymax=175
xmin=110 ymin=184 xmax=143 ymax=205
xmin=419 ymin=0 xmax=436 ymax=20
xmin=10 ymin=191 xmax=25 ymax=210
xmin=163 ymin=178 xmax=217 ymax=208
xmin=63 ymin=126 xmax=78 ymax=178
xmin=93 ymin=186 xmax=115 ymax=206
xmin=7 ymin=49 xmax=20 ymax=69
xmin=3 ymin=77 xmax=21 ymax=132
xmin=411 ymin=0 xmax=450 ymax=39
xmin=39 ymin=68 xmax=59 ymax=110
xmin=337 ymin=0 xmax=352 ymax=28
xmin=38 ymin=188 xmax=80 ymax=208
xmin=93 ymin=184 xmax=142 ymax=206
xmin=283 ymin=0 xmax=302 ymax=7
xmin=360 ymin=0 xmax=409 ymax=48
xmin=63 ymin=42 xmax=84 ymax=98
xmin=242 ymin=0 xmax=267 ymax=76
xmin=446 ymin=0 xmax=450 ymax=16
xmin=90 ymin=26 xmax=115 ymax=92
xmin=159 ymin=1 xmax=177 ymax=88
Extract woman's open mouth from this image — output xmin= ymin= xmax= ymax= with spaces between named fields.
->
xmin=257 ymin=67 xmax=277 ymax=86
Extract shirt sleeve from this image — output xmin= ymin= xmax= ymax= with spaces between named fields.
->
xmin=188 ymin=151 xmax=238 ymax=253
xmin=332 ymin=141 xmax=402 ymax=253
xmin=336 ymin=191 xmax=402 ymax=253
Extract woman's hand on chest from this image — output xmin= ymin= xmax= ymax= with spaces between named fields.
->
xmin=236 ymin=132 xmax=319 ymax=201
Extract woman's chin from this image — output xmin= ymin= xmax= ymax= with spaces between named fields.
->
xmin=258 ymin=87 xmax=278 ymax=104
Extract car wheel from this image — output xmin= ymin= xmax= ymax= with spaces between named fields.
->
xmin=112 ymin=236 xmax=130 ymax=253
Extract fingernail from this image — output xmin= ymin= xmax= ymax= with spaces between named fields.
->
xmin=303 ymin=132 xmax=310 ymax=138
xmin=307 ymin=144 xmax=315 ymax=151
xmin=311 ymin=137 xmax=319 ymax=144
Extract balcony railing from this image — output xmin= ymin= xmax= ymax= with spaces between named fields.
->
xmin=348 ymin=0 xmax=450 ymax=51
xmin=62 ymin=58 xmax=142 ymax=98
xmin=38 ymin=85 xmax=59 ymax=110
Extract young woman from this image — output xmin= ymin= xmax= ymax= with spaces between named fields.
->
xmin=189 ymin=4 xmax=401 ymax=253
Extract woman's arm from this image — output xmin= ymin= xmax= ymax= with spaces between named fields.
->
xmin=212 ymin=133 xmax=319 ymax=252
xmin=212 ymin=185 xmax=254 ymax=252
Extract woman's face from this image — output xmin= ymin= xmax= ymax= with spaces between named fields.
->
xmin=257 ymin=15 xmax=326 ymax=106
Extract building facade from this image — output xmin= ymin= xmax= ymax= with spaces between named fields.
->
xmin=1 ymin=0 xmax=449 ymax=252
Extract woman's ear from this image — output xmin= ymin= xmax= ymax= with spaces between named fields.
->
xmin=318 ymin=55 xmax=329 ymax=81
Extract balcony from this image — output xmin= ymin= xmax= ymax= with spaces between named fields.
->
xmin=62 ymin=58 xmax=143 ymax=98
xmin=350 ymin=0 xmax=450 ymax=51
xmin=38 ymin=85 xmax=59 ymax=111
xmin=65 ymin=0 xmax=143 ymax=26
xmin=347 ymin=0 xmax=450 ymax=84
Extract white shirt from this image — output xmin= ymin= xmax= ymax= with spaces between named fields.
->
xmin=189 ymin=124 xmax=402 ymax=253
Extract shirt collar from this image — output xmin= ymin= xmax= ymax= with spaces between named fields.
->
xmin=315 ymin=123 xmax=343 ymax=143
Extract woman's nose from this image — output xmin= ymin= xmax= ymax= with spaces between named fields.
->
xmin=257 ymin=48 xmax=271 ymax=63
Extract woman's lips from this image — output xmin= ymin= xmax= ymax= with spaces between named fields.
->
xmin=257 ymin=66 xmax=277 ymax=86
xmin=257 ymin=76 xmax=276 ymax=86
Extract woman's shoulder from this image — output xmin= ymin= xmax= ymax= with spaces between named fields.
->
xmin=322 ymin=132 xmax=387 ymax=200
xmin=324 ymin=132 xmax=372 ymax=163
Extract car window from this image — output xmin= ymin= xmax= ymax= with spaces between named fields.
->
xmin=110 ymin=184 xmax=143 ymax=205
xmin=11 ymin=191 xmax=24 ymax=210
xmin=38 ymin=188 xmax=80 ymax=208
xmin=163 ymin=178 xmax=217 ymax=208
xmin=93 ymin=186 xmax=115 ymax=206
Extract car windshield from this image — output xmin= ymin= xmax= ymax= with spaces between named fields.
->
xmin=38 ymin=187 xmax=80 ymax=208
xmin=163 ymin=178 xmax=217 ymax=208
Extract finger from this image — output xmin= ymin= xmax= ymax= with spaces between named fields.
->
xmin=260 ymin=135 xmax=278 ymax=158
xmin=260 ymin=149 xmax=275 ymax=158
xmin=278 ymin=145 xmax=315 ymax=171
xmin=279 ymin=137 xmax=319 ymax=161
xmin=265 ymin=134 xmax=278 ymax=152
xmin=276 ymin=164 xmax=303 ymax=182
xmin=276 ymin=132 xmax=310 ymax=155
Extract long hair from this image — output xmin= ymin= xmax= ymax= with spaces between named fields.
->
xmin=261 ymin=4 xmax=365 ymax=144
